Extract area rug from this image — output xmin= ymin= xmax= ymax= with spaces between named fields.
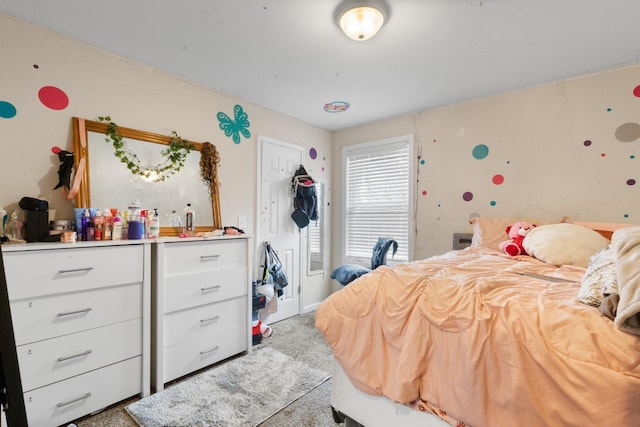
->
xmin=126 ymin=347 xmax=331 ymax=427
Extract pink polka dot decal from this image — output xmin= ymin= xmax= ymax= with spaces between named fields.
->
xmin=38 ymin=86 xmax=69 ymax=110
xmin=492 ymin=174 xmax=504 ymax=185
xmin=422 ymin=190 xmax=427 ymax=196
xmin=634 ymin=85 xmax=640 ymax=98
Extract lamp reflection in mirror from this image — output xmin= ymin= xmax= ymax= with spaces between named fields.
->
xmin=335 ymin=0 xmax=389 ymax=41
xmin=141 ymin=169 xmax=162 ymax=183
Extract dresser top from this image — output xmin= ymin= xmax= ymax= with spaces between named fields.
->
xmin=0 ymin=234 xmax=250 ymax=253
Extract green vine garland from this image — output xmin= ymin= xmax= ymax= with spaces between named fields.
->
xmin=98 ymin=116 xmax=193 ymax=182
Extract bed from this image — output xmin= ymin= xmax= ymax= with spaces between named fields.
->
xmin=316 ymin=218 xmax=640 ymax=427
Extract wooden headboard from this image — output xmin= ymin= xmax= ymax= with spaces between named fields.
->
xmin=573 ymin=222 xmax=636 ymax=240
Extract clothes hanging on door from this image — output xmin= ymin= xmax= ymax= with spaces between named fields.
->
xmin=291 ymin=165 xmax=318 ymax=229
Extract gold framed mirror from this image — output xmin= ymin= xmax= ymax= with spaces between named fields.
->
xmin=72 ymin=117 xmax=221 ymax=235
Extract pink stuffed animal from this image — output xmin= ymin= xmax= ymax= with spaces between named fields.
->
xmin=499 ymin=221 xmax=536 ymax=256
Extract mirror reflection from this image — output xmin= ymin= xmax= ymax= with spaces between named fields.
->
xmin=72 ymin=117 xmax=222 ymax=235
xmin=307 ymin=181 xmax=326 ymax=274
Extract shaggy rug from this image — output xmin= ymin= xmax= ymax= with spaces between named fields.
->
xmin=126 ymin=347 xmax=330 ymax=427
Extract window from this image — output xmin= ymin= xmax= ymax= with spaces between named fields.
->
xmin=343 ymin=136 xmax=412 ymax=266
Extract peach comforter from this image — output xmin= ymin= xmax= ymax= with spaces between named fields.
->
xmin=316 ymin=247 xmax=640 ymax=427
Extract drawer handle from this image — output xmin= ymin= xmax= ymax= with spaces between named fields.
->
xmin=201 ymin=285 xmax=221 ymax=293
xmin=57 ymin=349 xmax=92 ymax=362
xmin=200 ymin=315 xmax=221 ymax=324
xmin=57 ymin=392 xmax=92 ymax=408
xmin=58 ymin=267 xmax=94 ymax=274
xmin=200 ymin=254 xmax=220 ymax=261
xmin=200 ymin=346 xmax=220 ymax=356
xmin=57 ymin=307 xmax=92 ymax=317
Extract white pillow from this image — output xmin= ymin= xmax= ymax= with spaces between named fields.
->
xmin=523 ymin=223 xmax=610 ymax=268
xmin=469 ymin=216 xmax=566 ymax=251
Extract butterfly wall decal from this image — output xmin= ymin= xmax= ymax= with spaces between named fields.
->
xmin=217 ymin=104 xmax=251 ymax=144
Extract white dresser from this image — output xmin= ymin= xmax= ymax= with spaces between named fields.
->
xmin=151 ymin=236 xmax=251 ymax=391
xmin=1 ymin=241 xmax=151 ymax=427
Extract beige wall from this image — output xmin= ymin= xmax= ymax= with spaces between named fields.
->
xmin=0 ymin=14 xmax=333 ymax=309
xmin=333 ymin=64 xmax=640 ymax=262
xmin=4 ymin=13 xmax=640 ymax=302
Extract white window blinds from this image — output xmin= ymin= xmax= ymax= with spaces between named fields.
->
xmin=344 ymin=138 xmax=410 ymax=265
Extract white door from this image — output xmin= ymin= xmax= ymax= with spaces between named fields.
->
xmin=258 ymin=136 xmax=302 ymax=323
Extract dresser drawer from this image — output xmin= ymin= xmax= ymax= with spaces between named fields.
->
xmin=3 ymin=245 xmax=143 ymax=300
xmin=17 ymin=318 xmax=142 ymax=392
xmin=163 ymin=324 xmax=246 ymax=383
xmin=164 ymin=266 xmax=247 ymax=313
xmin=23 ymin=356 xmax=141 ymax=427
xmin=164 ymin=297 xmax=246 ymax=347
xmin=11 ymin=283 xmax=141 ymax=345
xmin=163 ymin=239 xmax=246 ymax=275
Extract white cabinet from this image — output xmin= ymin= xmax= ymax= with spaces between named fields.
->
xmin=1 ymin=241 xmax=151 ymax=427
xmin=151 ymin=236 xmax=251 ymax=391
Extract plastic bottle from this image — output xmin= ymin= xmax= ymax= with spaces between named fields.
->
xmin=122 ymin=211 xmax=129 ymax=240
xmin=94 ymin=209 xmax=103 ymax=241
xmin=184 ymin=203 xmax=195 ymax=233
xmin=112 ymin=214 xmax=123 ymax=240
xmin=86 ymin=216 xmax=95 ymax=241
xmin=169 ymin=209 xmax=181 ymax=228
xmin=102 ymin=208 xmax=112 ymax=240
xmin=81 ymin=209 xmax=91 ymax=241
xmin=147 ymin=208 xmax=160 ymax=239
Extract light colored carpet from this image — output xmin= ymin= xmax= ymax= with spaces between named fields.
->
xmin=126 ymin=346 xmax=330 ymax=426
xmin=75 ymin=312 xmax=336 ymax=426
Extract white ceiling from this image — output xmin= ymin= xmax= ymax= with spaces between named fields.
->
xmin=2 ymin=0 xmax=640 ymax=131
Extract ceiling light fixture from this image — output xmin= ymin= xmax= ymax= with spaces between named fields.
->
xmin=335 ymin=0 xmax=389 ymax=41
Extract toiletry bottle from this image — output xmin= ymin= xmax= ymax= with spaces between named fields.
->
xmin=122 ymin=211 xmax=129 ymax=240
xmin=144 ymin=209 xmax=152 ymax=238
xmin=139 ymin=210 xmax=147 ymax=239
xmin=169 ymin=209 xmax=181 ymax=227
xmin=81 ymin=208 xmax=91 ymax=241
xmin=103 ymin=208 xmax=112 ymax=240
xmin=184 ymin=203 xmax=195 ymax=233
xmin=94 ymin=209 xmax=103 ymax=241
xmin=112 ymin=213 xmax=123 ymax=240
xmin=87 ymin=214 xmax=95 ymax=241
xmin=146 ymin=209 xmax=160 ymax=239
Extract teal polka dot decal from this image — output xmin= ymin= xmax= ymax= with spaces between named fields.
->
xmin=0 ymin=101 xmax=17 ymax=118
xmin=472 ymin=144 xmax=489 ymax=160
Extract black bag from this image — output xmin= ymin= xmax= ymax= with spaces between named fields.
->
xmin=262 ymin=241 xmax=289 ymax=297
xmin=18 ymin=197 xmax=48 ymax=211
